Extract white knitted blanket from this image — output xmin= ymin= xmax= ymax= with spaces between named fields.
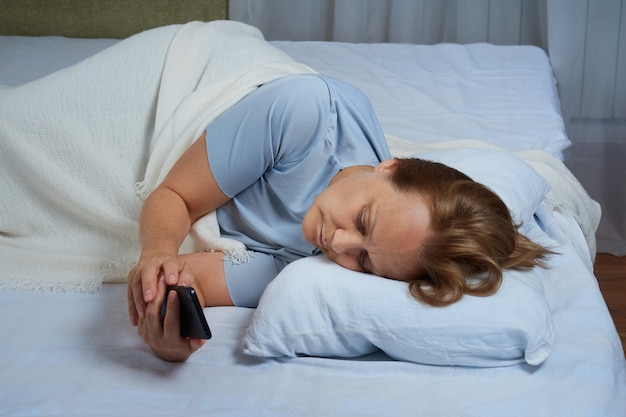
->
xmin=0 ymin=21 xmax=314 ymax=292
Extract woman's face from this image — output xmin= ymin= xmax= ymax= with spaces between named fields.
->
xmin=302 ymin=159 xmax=431 ymax=281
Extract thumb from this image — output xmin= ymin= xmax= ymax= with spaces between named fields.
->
xmin=189 ymin=338 xmax=206 ymax=351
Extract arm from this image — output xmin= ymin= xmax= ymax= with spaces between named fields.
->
xmin=128 ymin=133 xmax=229 ymax=322
xmin=130 ymin=76 xmax=329 ymax=360
xmin=127 ymin=133 xmax=233 ymax=361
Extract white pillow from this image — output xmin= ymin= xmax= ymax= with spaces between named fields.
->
xmin=243 ymin=256 xmax=555 ymax=367
xmin=412 ymin=148 xmax=550 ymax=226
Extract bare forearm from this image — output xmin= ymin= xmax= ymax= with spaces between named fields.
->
xmin=128 ymin=133 xmax=233 ymax=355
xmin=139 ymin=186 xmax=192 ymax=259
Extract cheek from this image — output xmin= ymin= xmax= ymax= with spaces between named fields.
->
xmin=317 ymin=187 xmax=355 ymax=224
xmin=326 ymin=253 xmax=361 ymax=273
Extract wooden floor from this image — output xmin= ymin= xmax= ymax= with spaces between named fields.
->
xmin=594 ymin=253 xmax=626 ymax=356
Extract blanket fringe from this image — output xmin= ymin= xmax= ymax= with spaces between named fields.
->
xmin=224 ymin=249 xmax=251 ymax=265
xmin=135 ymin=181 xmax=153 ymax=200
xmin=102 ymin=258 xmax=139 ymax=283
xmin=0 ymin=277 xmax=103 ymax=293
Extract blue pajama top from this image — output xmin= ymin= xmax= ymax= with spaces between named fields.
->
xmin=205 ymin=74 xmax=391 ymax=306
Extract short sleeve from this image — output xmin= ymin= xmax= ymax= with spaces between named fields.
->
xmin=223 ymin=251 xmax=288 ymax=308
xmin=205 ymin=75 xmax=334 ymax=198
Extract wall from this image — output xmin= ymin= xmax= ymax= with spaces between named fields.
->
xmin=0 ymin=0 xmax=227 ymax=38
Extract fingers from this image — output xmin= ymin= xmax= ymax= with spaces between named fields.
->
xmin=127 ymin=255 xmax=190 ymax=326
xmin=137 ymin=278 xmax=204 ymax=362
xmin=140 ymin=259 xmax=161 ymax=303
xmin=189 ymin=338 xmax=206 ymax=351
xmin=177 ymin=262 xmax=195 ymax=288
xmin=161 ymin=257 xmax=183 ymax=286
xmin=126 ymin=259 xmax=159 ymax=326
xmin=128 ymin=254 xmax=204 ymax=362
xmin=144 ymin=274 xmax=168 ymax=337
xmin=142 ymin=257 xmax=189 ymax=300
xmin=127 ymin=279 xmax=139 ymax=326
xmin=127 ymin=265 xmax=146 ymax=326
xmin=161 ymin=286 xmax=180 ymax=337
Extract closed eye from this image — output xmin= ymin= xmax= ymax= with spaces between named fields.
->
xmin=356 ymin=209 xmax=370 ymax=272
xmin=356 ymin=209 xmax=366 ymax=234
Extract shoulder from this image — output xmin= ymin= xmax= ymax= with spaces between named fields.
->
xmin=259 ymin=76 xmax=336 ymax=159
xmin=260 ymin=74 xmax=371 ymax=115
xmin=261 ymin=74 xmax=331 ymax=105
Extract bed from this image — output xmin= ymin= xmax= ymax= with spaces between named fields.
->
xmin=1 ymin=4 xmax=625 ymax=417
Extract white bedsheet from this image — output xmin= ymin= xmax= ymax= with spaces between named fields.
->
xmin=0 ymin=35 xmax=624 ymax=416
xmin=273 ymin=41 xmax=571 ymax=159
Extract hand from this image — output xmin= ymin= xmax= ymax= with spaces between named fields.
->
xmin=136 ymin=274 xmax=205 ymax=362
xmin=127 ymin=253 xmax=194 ymax=327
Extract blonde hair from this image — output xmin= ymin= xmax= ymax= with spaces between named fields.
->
xmin=391 ymin=158 xmax=552 ymax=307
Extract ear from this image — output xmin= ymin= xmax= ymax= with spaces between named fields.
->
xmin=374 ymin=158 xmax=399 ymax=174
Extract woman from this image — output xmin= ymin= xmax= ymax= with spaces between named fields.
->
xmin=127 ymin=74 xmax=550 ymax=361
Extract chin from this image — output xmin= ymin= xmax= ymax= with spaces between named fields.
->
xmin=301 ymin=209 xmax=320 ymax=247
xmin=301 ymin=219 xmax=315 ymax=247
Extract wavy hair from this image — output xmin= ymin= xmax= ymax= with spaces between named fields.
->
xmin=390 ymin=158 xmax=552 ymax=307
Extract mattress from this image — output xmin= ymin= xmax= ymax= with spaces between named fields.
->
xmin=0 ymin=32 xmax=624 ymax=417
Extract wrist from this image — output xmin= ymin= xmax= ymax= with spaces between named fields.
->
xmin=139 ymin=248 xmax=178 ymax=261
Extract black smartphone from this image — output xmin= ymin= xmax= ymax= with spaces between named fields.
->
xmin=160 ymin=286 xmax=212 ymax=340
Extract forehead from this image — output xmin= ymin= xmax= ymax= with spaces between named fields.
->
xmin=367 ymin=191 xmax=431 ymax=280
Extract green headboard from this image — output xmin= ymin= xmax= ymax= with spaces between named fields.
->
xmin=0 ymin=0 xmax=228 ymax=38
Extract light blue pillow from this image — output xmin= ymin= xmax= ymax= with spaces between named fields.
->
xmin=243 ymin=256 xmax=555 ymax=367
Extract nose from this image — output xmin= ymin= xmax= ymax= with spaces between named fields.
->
xmin=330 ymin=229 xmax=362 ymax=255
